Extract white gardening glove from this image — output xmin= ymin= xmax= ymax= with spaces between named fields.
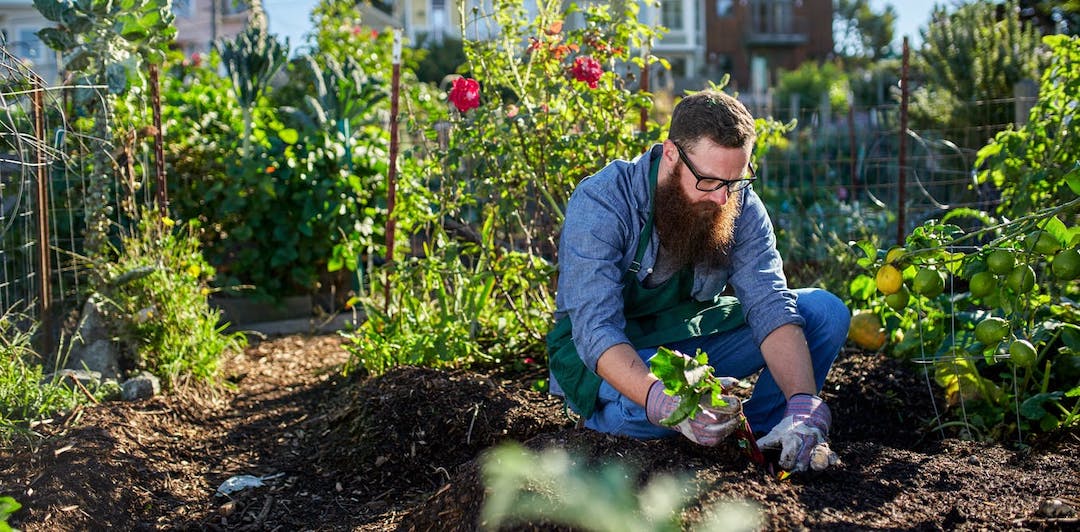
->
xmin=757 ymin=393 xmax=840 ymax=472
xmin=644 ymin=379 xmax=743 ymax=447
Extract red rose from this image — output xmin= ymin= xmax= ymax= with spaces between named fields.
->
xmin=571 ymin=56 xmax=603 ymax=89
xmin=448 ymin=77 xmax=481 ymax=113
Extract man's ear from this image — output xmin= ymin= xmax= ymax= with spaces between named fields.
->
xmin=662 ymin=139 xmax=677 ymax=163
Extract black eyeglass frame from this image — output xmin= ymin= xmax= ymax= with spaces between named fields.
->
xmin=673 ymin=142 xmax=757 ymax=193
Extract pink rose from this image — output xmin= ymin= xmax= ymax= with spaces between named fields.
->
xmin=571 ymin=56 xmax=603 ymax=89
xmin=448 ymin=77 xmax=480 ymax=113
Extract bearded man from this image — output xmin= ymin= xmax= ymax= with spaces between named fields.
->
xmin=547 ymin=90 xmax=850 ymax=473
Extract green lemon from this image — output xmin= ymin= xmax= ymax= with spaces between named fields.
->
xmin=986 ymin=250 xmax=1015 ymax=275
xmin=1005 ymin=264 xmax=1036 ymax=293
xmin=912 ymin=268 xmax=945 ymax=298
xmin=1025 ymin=231 xmax=1061 ymax=256
xmin=1009 ymin=339 xmax=1037 ymax=367
xmin=968 ymin=271 xmax=996 ymax=298
xmin=974 ymin=317 xmax=1010 ymax=346
xmin=1051 ymin=248 xmax=1080 ymax=280
xmin=885 ymin=285 xmax=911 ymax=311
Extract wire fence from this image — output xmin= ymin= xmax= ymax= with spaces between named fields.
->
xmin=757 ymin=90 xmax=1036 ymax=272
xmin=0 ymin=47 xmax=123 ymax=353
xmin=0 ymin=34 xmax=1039 ymax=357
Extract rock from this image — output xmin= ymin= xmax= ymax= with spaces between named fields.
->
xmin=1037 ymin=498 xmax=1076 ymax=518
xmin=66 ymin=297 xmax=120 ymax=380
xmin=121 ymin=372 xmax=160 ymax=401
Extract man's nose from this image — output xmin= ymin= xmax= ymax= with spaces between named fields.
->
xmin=702 ymin=186 xmax=729 ymax=206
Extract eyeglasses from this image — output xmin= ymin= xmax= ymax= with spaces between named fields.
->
xmin=674 ymin=142 xmax=757 ymax=193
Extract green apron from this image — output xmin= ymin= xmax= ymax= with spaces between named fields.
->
xmin=547 ymin=153 xmax=745 ymax=418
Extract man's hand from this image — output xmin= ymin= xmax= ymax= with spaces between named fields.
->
xmin=757 ymin=393 xmax=840 ymax=472
xmin=645 ymin=380 xmax=742 ymax=446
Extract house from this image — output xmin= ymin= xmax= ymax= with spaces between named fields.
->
xmin=705 ymin=0 xmax=834 ymax=100
xmin=0 ymin=0 xmax=250 ymax=83
xmin=359 ymin=0 xmax=832 ymax=98
xmin=0 ymin=0 xmax=61 ymax=83
xmin=173 ymin=0 xmax=251 ymax=57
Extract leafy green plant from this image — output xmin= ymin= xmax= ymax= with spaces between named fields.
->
xmin=911 ymin=0 xmax=1046 ymax=151
xmin=975 ymin=35 xmax=1080 ymax=217
xmin=0 ymin=495 xmax=20 ymax=532
xmin=36 ymin=0 xmax=177 ymax=265
xmin=480 ymin=442 xmax=761 ymax=532
xmin=0 ymin=310 xmax=83 ymax=444
xmin=648 ymin=347 xmax=732 ymax=426
xmin=342 ymin=210 xmax=554 ymax=375
xmin=846 ymin=36 xmax=1080 ymax=443
xmin=96 ymin=210 xmax=247 ymax=389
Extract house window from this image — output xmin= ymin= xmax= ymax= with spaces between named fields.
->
xmin=16 ymin=28 xmax=45 ymax=62
xmin=753 ymin=0 xmax=793 ymax=34
xmin=661 ymin=0 xmax=684 ymax=31
xmin=431 ymin=0 xmax=447 ymax=42
xmin=173 ymin=0 xmax=195 ymax=18
xmin=716 ymin=0 xmax=733 ymax=16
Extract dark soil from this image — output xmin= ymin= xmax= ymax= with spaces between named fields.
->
xmin=1 ymin=333 xmax=1078 ymax=531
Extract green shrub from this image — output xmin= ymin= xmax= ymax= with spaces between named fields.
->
xmin=97 ymin=210 xmax=247 ymax=389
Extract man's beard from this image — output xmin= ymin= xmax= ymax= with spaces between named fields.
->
xmin=653 ymin=166 xmax=742 ymax=269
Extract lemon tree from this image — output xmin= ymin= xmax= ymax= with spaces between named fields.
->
xmin=848 ymin=209 xmax=1080 ymax=441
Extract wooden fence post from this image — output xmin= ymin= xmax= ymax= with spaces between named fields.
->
xmin=32 ymin=79 xmax=54 ymax=356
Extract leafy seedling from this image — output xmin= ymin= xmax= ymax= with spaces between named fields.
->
xmin=648 ymin=346 xmax=730 ymax=426
xmin=650 ymin=347 xmax=789 ymax=480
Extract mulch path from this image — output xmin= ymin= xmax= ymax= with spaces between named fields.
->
xmin=1 ymin=333 xmax=1078 ymax=531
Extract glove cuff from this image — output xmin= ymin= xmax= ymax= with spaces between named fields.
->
xmin=645 ymin=380 xmax=674 ymax=426
xmin=786 ymin=393 xmax=832 ymax=432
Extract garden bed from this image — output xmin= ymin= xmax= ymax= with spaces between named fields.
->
xmin=0 ymin=333 xmax=1077 ymax=530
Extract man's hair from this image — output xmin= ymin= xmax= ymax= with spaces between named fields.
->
xmin=668 ymin=90 xmax=757 ymax=149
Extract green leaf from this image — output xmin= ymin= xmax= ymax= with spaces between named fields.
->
xmin=278 ymin=128 xmax=300 ymax=145
xmin=848 ymin=274 xmax=875 ymax=301
xmin=33 ymin=0 xmax=74 ymax=22
xmin=36 ymin=27 xmax=76 ymax=51
xmin=0 ymin=495 xmax=22 ymax=523
xmin=1066 ymin=164 xmax=1080 ymax=197
xmin=1019 ymin=392 xmax=1062 ymax=420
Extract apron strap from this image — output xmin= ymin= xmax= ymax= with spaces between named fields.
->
xmin=628 ymin=147 xmax=661 ymax=275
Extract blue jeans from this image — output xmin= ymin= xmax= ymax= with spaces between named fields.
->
xmin=583 ymin=288 xmax=849 ymax=438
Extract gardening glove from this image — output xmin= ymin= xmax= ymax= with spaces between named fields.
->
xmin=757 ymin=393 xmax=840 ymax=472
xmin=645 ymin=379 xmax=743 ymax=447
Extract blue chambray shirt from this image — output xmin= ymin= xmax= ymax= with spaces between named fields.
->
xmin=550 ymin=144 xmax=804 ymax=397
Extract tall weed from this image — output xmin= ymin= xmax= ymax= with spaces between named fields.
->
xmin=97 ymin=210 xmax=247 ymax=389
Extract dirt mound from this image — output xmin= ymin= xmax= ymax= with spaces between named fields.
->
xmin=311 ymin=365 xmax=572 ymax=499
xmin=0 ymin=335 xmax=1077 ymax=531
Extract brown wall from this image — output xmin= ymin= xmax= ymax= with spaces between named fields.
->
xmin=704 ymin=0 xmax=833 ymax=93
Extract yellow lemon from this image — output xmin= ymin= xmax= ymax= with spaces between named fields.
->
xmin=849 ymin=311 xmax=887 ymax=351
xmin=875 ymin=264 xmax=903 ymax=295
